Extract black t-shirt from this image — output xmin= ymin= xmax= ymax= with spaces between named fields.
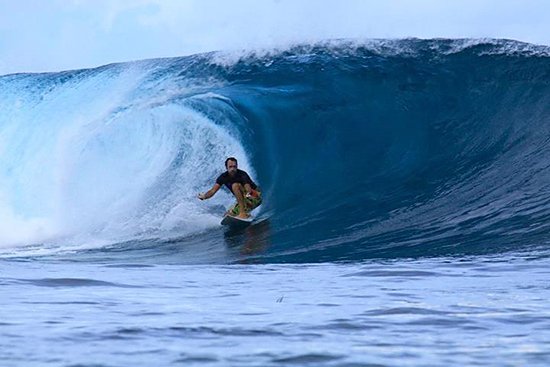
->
xmin=216 ymin=169 xmax=258 ymax=191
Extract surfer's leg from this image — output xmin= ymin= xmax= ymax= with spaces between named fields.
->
xmin=247 ymin=195 xmax=262 ymax=211
xmin=242 ymin=183 xmax=261 ymax=211
xmin=231 ymin=183 xmax=249 ymax=218
xmin=245 ymin=192 xmax=262 ymax=211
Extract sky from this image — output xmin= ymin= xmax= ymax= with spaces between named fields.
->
xmin=0 ymin=0 xmax=548 ymax=75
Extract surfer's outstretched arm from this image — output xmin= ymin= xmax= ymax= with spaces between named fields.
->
xmin=198 ymin=183 xmax=221 ymax=200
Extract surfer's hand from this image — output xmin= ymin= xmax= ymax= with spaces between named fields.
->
xmin=198 ymin=193 xmax=206 ymax=200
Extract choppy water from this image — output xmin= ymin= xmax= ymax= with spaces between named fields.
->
xmin=2 ymin=251 xmax=550 ymax=366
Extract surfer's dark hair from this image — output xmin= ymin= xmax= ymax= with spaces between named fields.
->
xmin=225 ymin=157 xmax=238 ymax=168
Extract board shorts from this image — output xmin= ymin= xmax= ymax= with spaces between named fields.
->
xmin=229 ymin=191 xmax=262 ymax=216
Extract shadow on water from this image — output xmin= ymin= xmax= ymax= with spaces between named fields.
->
xmin=223 ymin=219 xmax=272 ymax=262
xmin=28 ymin=218 xmax=273 ymax=265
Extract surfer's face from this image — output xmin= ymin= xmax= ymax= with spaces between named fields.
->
xmin=227 ymin=161 xmax=238 ymax=175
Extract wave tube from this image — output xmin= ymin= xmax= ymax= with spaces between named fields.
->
xmin=1 ymin=39 xmax=549 ymax=262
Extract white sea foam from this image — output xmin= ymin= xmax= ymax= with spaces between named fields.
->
xmin=0 ymin=63 xmax=252 ymax=253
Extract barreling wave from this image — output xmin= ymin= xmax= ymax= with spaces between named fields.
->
xmin=1 ymin=38 xmax=549 ymax=262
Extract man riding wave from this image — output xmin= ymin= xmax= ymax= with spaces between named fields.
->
xmin=198 ymin=157 xmax=262 ymax=219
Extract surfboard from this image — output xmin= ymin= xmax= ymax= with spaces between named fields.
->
xmin=221 ymin=214 xmax=253 ymax=227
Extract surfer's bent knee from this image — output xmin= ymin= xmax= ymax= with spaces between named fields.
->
xmin=231 ymin=183 xmax=245 ymax=195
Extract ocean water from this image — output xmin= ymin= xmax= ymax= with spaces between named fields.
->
xmin=2 ymin=253 xmax=550 ymax=366
xmin=1 ymin=38 xmax=550 ymax=366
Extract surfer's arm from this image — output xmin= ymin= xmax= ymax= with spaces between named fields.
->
xmin=243 ymin=184 xmax=261 ymax=199
xmin=198 ymin=183 xmax=221 ymax=200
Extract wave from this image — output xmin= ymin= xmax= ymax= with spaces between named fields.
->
xmin=1 ymin=38 xmax=549 ymax=262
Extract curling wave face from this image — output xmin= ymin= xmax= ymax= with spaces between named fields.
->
xmin=0 ymin=63 xmax=251 ymax=251
xmin=1 ymin=39 xmax=549 ymax=262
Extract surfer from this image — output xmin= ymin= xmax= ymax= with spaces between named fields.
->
xmin=198 ymin=157 xmax=262 ymax=219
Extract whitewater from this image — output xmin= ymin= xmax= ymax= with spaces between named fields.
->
xmin=1 ymin=39 xmax=549 ymax=366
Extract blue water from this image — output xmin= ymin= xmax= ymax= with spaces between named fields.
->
xmin=1 ymin=38 xmax=550 ymax=365
xmin=2 ymin=253 xmax=550 ymax=366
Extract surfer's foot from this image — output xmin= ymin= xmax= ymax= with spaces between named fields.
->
xmin=237 ymin=212 xmax=250 ymax=219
